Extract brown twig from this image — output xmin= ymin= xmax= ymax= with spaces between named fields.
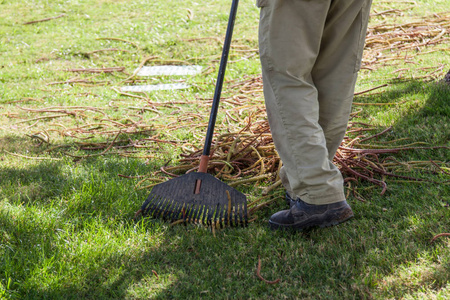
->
xmin=335 ymin=156 xmax=388 ymax=195
xmin=65 ymin=130 xmax=122 ymax=159
xmin=359 ymin=126 xmax=393 ymax=142
xmin=256 ymin=257 xmax=281 ymax=284
xmin=3 ymin=150 xmax=62 ymax=161
xmin=354 ymin=84 xmax=389 ymax=95
xmin=95 ymin=37 xmax=140 ymax=49
xmin=430 ymin=233 xmax=450 ymax=243
xmin=430 ymin=160 xmax=450 ymax=175
xmin=23 ymin=14 xmax=66 ymax=25
xmin=85 ymin=48 xmax=131 ymax=55
xmin=65 ymin=67 xmax=125 ymax=73
xmin=118 ymin=174 xmax=146 ymax=179
xmin=117 ymin=56 xmax=158 ymax=84
xmin=12 ymin=114 xmax=71 ymax=125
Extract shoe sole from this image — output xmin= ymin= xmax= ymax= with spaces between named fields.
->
xmin=268 ymin=208 xmax=354 ymax=231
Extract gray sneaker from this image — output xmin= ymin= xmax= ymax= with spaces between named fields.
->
xmin=269 ymin=198 xmax=354 ymax=231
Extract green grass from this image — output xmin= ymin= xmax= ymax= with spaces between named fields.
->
xmin=1 ymin=0 xmax=450 ymax=299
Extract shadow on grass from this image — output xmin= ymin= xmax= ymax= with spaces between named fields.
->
xmin=354 ymin=79 xmax=449 ymax=159
xmin=392 ymin=80 xmax=450 ymax=147
xmin=360 ymin=79 xmax=449 ymax=130
xmin=0 ymin=80 xmax=449 ymax=299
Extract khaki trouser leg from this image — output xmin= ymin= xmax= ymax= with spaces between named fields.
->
xmin=258 ymin=0 xmax=371 ymax=205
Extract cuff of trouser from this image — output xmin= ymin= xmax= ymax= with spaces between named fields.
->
xmin=298 ymin=192 xmax=347 ymax=205
xmin=279 ymin=166 xmax=295 ymax=198
xmin=256 ymin=0 xmax=268 ymax=7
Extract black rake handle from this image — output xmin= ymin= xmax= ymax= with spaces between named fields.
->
xmin=202 ymin=0 xmax=239 ymax=160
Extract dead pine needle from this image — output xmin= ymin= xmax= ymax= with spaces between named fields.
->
xmin=256 ymin=257 xmax=281 ymax=285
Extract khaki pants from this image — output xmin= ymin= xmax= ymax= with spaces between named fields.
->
xmin=257 ymin=0 xmax=372 ymax=205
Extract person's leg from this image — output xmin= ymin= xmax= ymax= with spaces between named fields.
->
xmin=258 ymin=0 xmax=344 ymax=206
xmin=313 ymin=0 xmax=372 ymax=160
xmin=258 ymin=0 xmax=372 ymax=229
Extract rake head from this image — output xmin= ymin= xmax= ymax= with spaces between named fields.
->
xmin=140 ymin=172 xmax=247 ymax=227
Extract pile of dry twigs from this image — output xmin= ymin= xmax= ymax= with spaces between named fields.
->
xmin=157 ymin=74 xmax=449 ymax=206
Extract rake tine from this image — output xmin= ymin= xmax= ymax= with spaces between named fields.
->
xmin=180 ymin=203 xmax=188 ymax=224
xmin=207 ymin=203 xmax=215 ymax=226
xmin=213 ymin=202 xmax=219 ymax=227
xmin=187 ymin=202 xmax=197 ymax=223
xmin=153 ymin=196 xmax=168 ymax=219
xmin=240 ymin=203 xmax=246 ymax=227
xmin=244 ymin=203 xmax=248 ymax=226
xmin=166 ymin=199 xmax=176 ymax=221
xmin=234 ymin=203 xmax=239 ymax=227
xmin=164 ymin=197 xmax=175 ymax=216
xmin=165 ymin=198 xmax=176 ymax=217
xmin=202 ymin=202 xmax=211 ymax=226
xmin=191 ymin=203 xmax=200 ymax=223
xmin=224 ymin=204 xmax=229 ymax=227
xmin=203 ymin=190 xmax=211 ymax=226
xmin=213 ymin=203 xmax=219 ymax=228
xmin=223 ymin=205 xmax=229 ymax=227
xmin=148 ymin=196 xmax=160 ymax=218
xmin=156 ymin=196 xmax=170 ymax=219
xmin=226 ymin=202 xmax=231 ymax=227
xmin=193 ymin=203 xmax=204 ymax=224
xmin=200 ymin=204 xmax=207 ymax=225
xmin=227 ymin=190 xmax=232 ymax=226
xmin=218 ymin=203 xmax=225 ymax=228
xmin=143 ymin=195 xmax=159 ymax=217
xmin=199 ymin=204 xmax=207 ymax=224
xmin=237 ymin=203 xmax=243 ymax=227
xmin=229 ymin=196 xmax=235 ymax=227
xmin=207 ymin=192 xmax=214 ymax=225
xmin=162 ymin=198 xmax=175 ymax=220
xmin=192 ymin=203 xmax=202 ymax=223
xmin=158 ymin=197 xmax=168 ymax=220
xmin=234 ymin=202 xmax=240 ymax=227
xmin=169 ymin=200 xmax=183 ymax=221
xmin=188 ymin=203 xmax=197 ymax=223
xmin=183 ymin=203 xmax=193 ymax=223
xmin=189 ymin=203 xmax=198 ymax=224
xmin=180 ymin=202 xmax=187 ymax=222
xmin=141 ymin=196 xmax=153 ymax=216
xmin=230 ymin=205 xmax=235 ymax=227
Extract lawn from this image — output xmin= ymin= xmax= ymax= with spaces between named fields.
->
xmin=1 ymin=0 xmax=450 ymax=299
